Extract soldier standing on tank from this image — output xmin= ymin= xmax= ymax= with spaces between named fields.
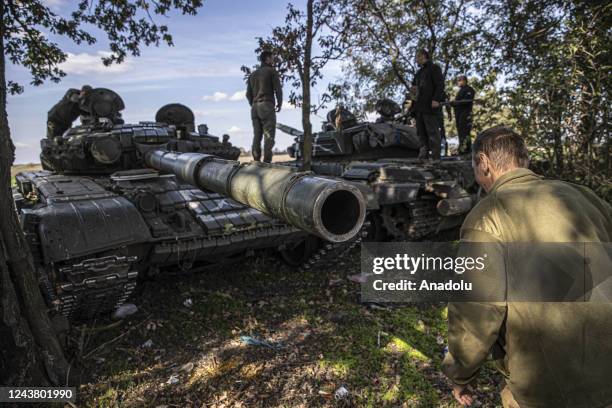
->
xmin=411 ymin=49 xmax=445 ymax=160
xmin=451 ymin=75 xmax=475 ymax=154
xmin=46 ymin=85 xmax=92 ymax=138
xmin=246 ymin=51 xmax=283 ymax=163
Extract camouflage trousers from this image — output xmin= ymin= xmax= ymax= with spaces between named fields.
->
xmin=251 ymin=101 xmax=276 ymax=163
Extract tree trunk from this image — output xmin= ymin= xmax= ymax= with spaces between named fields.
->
xmin=0 ymin=0 xmax=70 ymax=386
xmin=300 ymin=0 xmax=314 ymax=171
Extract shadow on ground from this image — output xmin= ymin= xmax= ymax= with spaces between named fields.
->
xmin=75 ymin=248 xmax=503 ymax=407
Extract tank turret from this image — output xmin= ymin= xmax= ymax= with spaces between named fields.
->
xmin=40 ymin=89 xmax=240 ymax=174
xmin=280 ymin=103 xmax=422 ymax=161
xmin=277 ymin=101 xmax=478 ymax=246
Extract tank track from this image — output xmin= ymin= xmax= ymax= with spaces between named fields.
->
xmin=300 ymin=221 xmax=370 ymax=272
xmin=54 ymin=256 xmax=139 ymax=321
xmin=381 ymin=199 xmax=442 ymax=241
xmin=22 ymin=215 xmax=138 ymax=321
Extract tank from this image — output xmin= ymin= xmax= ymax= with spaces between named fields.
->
xmin=276 ymin=100 xmax=479 ymax=267
xmin=12 ymin=88 xmax=365 ymax=321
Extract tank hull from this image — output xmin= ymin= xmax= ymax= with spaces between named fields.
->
xmin=15 ymin=169 xmax=304 ymax=320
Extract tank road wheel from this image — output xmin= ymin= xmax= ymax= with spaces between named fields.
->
xmin=280 ymin=235 xmax=320 ymax=266
xmin=364 ymin=212 xmax=388 ymax=242
xmin=381 ymin=204 xmax=414 ymax=240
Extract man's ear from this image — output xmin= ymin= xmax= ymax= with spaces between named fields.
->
xmin=477 ymin=152 xmax=490 ymax=175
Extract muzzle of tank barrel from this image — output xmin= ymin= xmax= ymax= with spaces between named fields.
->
xmin=145 ymin=150 xmax=366 ymax=242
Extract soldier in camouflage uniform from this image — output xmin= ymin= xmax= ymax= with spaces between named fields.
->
xmin=47 ymin=85 xmax=92 ymax=138
xmin=443 ymin=126 xmax=612 ymax=408
xmin=246 ymin=51 xmax=283 ymax=163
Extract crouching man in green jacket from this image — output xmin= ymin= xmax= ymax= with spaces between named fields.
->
xmin=442 ymin=126 xmax=612 ymax=407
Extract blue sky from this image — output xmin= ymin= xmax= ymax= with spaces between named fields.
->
xmin=7 ymin=0 xmax=342 ymax=163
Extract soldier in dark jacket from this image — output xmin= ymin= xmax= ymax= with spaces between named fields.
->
xmin=246 ymin=51 xmax=283 ymax=163
xmin=411 ymin=49 xmax=445 ymax=160
xmin=46 ymin=85 xmax=92 ymax=138
xmin=451 ymin=75 xmax=475 ymax=154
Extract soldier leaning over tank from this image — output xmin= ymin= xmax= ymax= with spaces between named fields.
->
xmin=450 ymin=75 xmax=475 ymax=154
xmin=411 ymin=49 xmax=445 ymax=161
xmin=47 ymin=85 xmax=92 ymax=138
xmin=246 ymin=50 xmax=283 ymax=163
xmin=443 ymin=126 xmax=612 ymax=408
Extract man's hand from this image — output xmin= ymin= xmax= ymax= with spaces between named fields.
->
xmin=276 ymin=104 xmax=282 ymax=113
xmin=431 ymin=100 xmax=440 ymax=108
xmin=452 ymin=383 xmax=475 ymax=406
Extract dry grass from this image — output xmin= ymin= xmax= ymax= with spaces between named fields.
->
xmin=239 ymin=154 xmax=293 ymax=163
xmin=11 ymin=163 xmax=42 ymax=179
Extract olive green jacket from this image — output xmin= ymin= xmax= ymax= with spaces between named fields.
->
xmin=246 ymin=64 xmax=282 ymax=107
xmin=442 ymin=168 xmax=612 ymax=408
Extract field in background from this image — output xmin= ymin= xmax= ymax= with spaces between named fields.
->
xmin=11 ymin=163 xmax=42 ymax=179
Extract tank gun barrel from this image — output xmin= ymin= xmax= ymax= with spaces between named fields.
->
xmin=145 ymin=150 xmax=366 ymax=242
xmin=276 ymin=123 xmax=304 ymax=137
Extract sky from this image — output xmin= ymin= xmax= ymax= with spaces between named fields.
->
xmin=6 ymin=0 xmax=342 ymax=163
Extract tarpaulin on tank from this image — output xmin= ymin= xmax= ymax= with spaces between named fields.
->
xmin=36 ymin=197 xmax=151 ymax=262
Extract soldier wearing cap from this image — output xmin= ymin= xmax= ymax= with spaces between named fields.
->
xmin=246 ymin=51 xmax=283 ymax=163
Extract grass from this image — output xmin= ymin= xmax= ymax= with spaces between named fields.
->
xmin=73 ymin=249 xmax=504 ymax=407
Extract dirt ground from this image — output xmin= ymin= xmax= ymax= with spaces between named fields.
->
xmin=71 ymin=248 xmax=503 ymax=408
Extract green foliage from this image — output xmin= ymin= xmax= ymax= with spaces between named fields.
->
xmin=2 ymin=0 xmax=203 ymax=94
xmin=489 ymin=0 xmax=611 ymax=198
xmin=327 ymin=0 xmax=495 ymax=115
xmin=241 ymin=0 xmax=344 ymax=113
xmin=275 ymin=0 xmax=609 ymax=196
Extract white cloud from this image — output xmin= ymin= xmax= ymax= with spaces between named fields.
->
xmin=60 ymin=52 xmax=132 ymax=75
xmin=14 ymin=142 xmax=31 ymax=148
xmin=203 ymin=91 xmax=229 ymax=102
xmin=229 ymin=90 xmax=246 ymax=101
xmin=227 ymin=125 xmax=243 ymax=132
xmin=202 ymin=90 xmax=246 ymax=102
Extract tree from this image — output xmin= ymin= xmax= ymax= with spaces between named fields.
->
xmin=488 ymin=0 xmax=611 ymax=198
xmin=244 ymin=0 xmax=346 ymax=170
xmin=0 ymin=0 xmax=203 ymax=386
xmin=328 ymin=0 xmax=493 ymax=115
